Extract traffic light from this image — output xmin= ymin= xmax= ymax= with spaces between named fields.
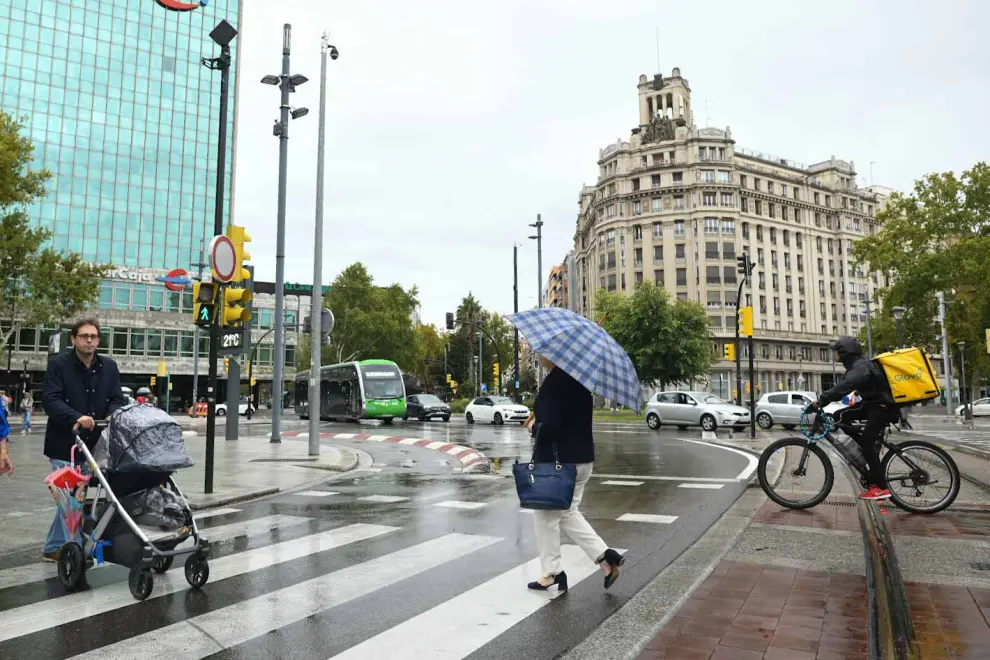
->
xmin=150 ymin=376 xmax=157 ymax=387
xmin=738 ymin=306 xmax=754 ymax=337
xmin=224 ymin=357 xmax=229 ymax=371
xmin=493 ymin=362 xmax=500 ymax=381
xmin=723 ymin=343 xmax=735 ymax=361
xmin=192 ymin=282 xmax=218 ymax=328
xmin=226 ymin=225 xmax=252 ymax=283
xmin=736 ymin=253 xmax=748 ymax=274
xmin=445 ymin=312 xmax=455 ymax=330
xmin=220 ymin=286 xmax=253 ymax=327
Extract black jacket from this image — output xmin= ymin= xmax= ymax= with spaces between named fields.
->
xmin=42 ymin=351 xmax=127 ymax=461
xmin=820 ymin=337 xmax=894 ymax=407
xmin=532 ymin=366 xmax=595 ymax=464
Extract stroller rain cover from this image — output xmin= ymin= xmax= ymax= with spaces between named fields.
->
xmin=94 ymin=403 xmax=194 ymax=472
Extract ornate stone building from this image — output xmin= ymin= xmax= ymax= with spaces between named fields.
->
xmin=571 ymin=68 xmax=891 ymax=398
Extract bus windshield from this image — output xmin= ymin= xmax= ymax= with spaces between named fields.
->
xmin=359 ymin=364 xmax=404 ymax=400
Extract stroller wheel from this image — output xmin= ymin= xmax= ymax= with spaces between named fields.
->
xmin=152 ymin=556 xmax=174 ymax=574
xmin=57 ymin=543 xmax=87 ymax=592
xmin=128 ymin=566 xmax=154 ymax=601
xmin=184 ymin=555 xmax=210 ymax=588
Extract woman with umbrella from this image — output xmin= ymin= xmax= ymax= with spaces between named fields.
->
xmin=508 ymin=308 xmax=641 ymax=593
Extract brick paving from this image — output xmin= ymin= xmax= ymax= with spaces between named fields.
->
xmin=752 ymin=500 xmax=860 ymax=532
xmin=638 ymin=561 xmax=868 ymax=660
xmin=905 ymin=583 xmax=990 ymax=658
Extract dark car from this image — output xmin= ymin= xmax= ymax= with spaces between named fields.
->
xmin=404 ymin=394 xmax=451 ymax=422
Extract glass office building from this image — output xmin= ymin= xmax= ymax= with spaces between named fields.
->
xmin=0 ymin=0 xmax=280 ymax=407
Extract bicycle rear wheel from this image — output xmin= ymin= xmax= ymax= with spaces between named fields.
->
xmin=883 ymin=440 xmax=960 ymax=514
xmin=758 ymin=438 xmax=834 ymax=509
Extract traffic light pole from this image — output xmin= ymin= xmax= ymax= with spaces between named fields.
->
xmin=202 ymin=36 xmax=233 ymax=495
xmin=513 ymin=244 xmax=520 ymax=403
xmin=749 ymin=332 xmax=756 ymax=438
xmin=452 ymin=318 xmax=503 ymax=396
xmin=735 ymin=276 xmax=745 ymax=407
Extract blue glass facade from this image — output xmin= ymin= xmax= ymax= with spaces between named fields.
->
xmin=0 ymin=0 xmax=239 ymax=270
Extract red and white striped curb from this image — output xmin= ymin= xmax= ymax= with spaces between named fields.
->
xmin=280 ymin=431 xmax=490 ymax=473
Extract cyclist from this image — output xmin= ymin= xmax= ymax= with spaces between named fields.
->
xmin=810 ymin=337 xmax=898 ymax=501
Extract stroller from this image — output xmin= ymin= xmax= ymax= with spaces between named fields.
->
xmin=49 ymin=403 xmax=210 ymax=601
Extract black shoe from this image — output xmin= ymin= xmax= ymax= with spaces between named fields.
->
xmin=597 ymin=549 xmax=625 ymax=589
xmin=527 ymin=571 xmax=568 ymax=592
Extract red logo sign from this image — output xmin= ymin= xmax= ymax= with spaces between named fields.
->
xmin=158 ymin=269 xmax=192 ymax=292
xmin=155 ymin=0 xmax=207 ymax=12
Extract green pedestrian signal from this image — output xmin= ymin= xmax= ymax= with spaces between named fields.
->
xmin=198 ymin=306 xmax=211 ymax=322
xmin=193 ymin=282 xmax=218 ymax=329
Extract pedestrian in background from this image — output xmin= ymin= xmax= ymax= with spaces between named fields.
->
xmin=20 ymin=390 xmax=33 ymax=435
xmin=41 ymin=319 xmax=127 ymax=561
xmin=527 ymin=354 xmax=625 ymax=593
xmin=0 ymin=399 xmax=12 ymax=475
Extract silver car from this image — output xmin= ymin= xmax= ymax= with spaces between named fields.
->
xmin=644 ymin=391 xmax=751 ymax=432
xmin=755 ymin=391 xmax=817 ymax=430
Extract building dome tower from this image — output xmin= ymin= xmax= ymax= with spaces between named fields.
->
xmin=638 ymin=68 xmax=693 ymax=128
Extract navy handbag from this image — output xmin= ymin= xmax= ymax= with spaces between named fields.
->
xmin=513 ymin=425 xmax=577 ymax=510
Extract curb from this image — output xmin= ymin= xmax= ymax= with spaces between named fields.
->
xmin=280 ymin=431 xmax=491 ymax=473
xmin=187 ymin=487 xmax=280 ymax=511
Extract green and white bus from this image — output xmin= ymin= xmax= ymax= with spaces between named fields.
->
xmin=295 ymin=359 xmax=407 ymax=424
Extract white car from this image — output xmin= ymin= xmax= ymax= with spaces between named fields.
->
xmin=956 ymin=398 xmax=990 ymax=417
xmin=644 ymin=391 xmax=751 ymax=432
xmin=465 ymin=395 xmax=531 ymax=425
xmin=215 ymin=401 xmax=255 ymax=416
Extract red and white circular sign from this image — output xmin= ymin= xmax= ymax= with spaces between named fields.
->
xmin=210 ymin=234 xmax=237 ymax=283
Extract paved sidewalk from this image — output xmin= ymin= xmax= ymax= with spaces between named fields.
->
xmin=0 ymin=431 xmax=359 ymax=557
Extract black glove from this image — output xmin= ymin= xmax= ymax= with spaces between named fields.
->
xmin=808 ymin=399 xmax=823 ymax=411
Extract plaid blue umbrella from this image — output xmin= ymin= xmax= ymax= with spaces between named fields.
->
xmin=507 ymin=308 xmax=643 ymax=412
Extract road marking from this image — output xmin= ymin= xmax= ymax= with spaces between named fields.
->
xmin=678 ymin=483 xmax=724 ymax=490
xmin=590 ymin=473 xmax=736 ymax=483
xmin=297 ymin=490 xmax=339 ymax=497
xmin=359 ymin=495 xmax=409 ymax=503
xmin=601 ymin=480 xmax=645 ymax=486
xmin=327 ymin=545 xmax=622 ymax=659
xmin=679 ymin=438 xmax=758 ymax=480
xmin=66 ymin=533 xmax=501 ymax=659
xmin=617 ymin=513 xmax=679 ymax=524
xmin=433 ymin=500 xmax=487 ymax=510
xmin=0 ymin=524 xmax=398 ymax=643
xmin=193 ymin=507 xmax=242 ymax=520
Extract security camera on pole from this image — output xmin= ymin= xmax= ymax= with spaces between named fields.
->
xmin=261 ymin=24 xmax=309 ymax=444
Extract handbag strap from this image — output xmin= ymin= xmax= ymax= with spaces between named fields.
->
xmin=530 ymin=422 xmax=561 ymax=465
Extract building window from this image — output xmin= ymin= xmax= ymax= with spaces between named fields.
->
xmin=703 ymin=192 xmax=717 ymax=206
xmin=655 ymin=269 xmax=664 ymax=285
xmin=653 ymin=245 xmax=663 ymax=262
xmin=705 ymin=217 xmax=720 ymax=234
xmin=651 ymin=198 xmax=662 ymax=212
xmin=722 ymin=219 xmax=735 ymax=234
xmin=634 ymin=225 xmax=643 ymax=241
xmin=633 ymin=201 xmax=642 ymax=216
xmin=676 ymin=268 xmax=687 ymax=286
xmin=717 ymin=171 xmax=731 ymax=183
xmin=653 ymin=222 xmax=663 ymax=238
xmin=720 ymin=192 xmax=734 ymax=207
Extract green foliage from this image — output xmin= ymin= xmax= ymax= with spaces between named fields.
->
xmin=596 ymin=281 xmax=714 ymax=388
xmin=443 ymin=293 xmax=516 ymax=395
xmin=449 ymin=398 xmax=472 ymax=414
xmin=412 ymin=322 xmax=446 ymax=387
xmin=0 ymin=111 xmax=109 ymax=352
xmin=319 ymin=263 xmax=420 ymax=370
xmin=853 ymin=162 xmax=990 ymax=386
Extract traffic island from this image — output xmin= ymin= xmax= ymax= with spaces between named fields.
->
xmin=280 ymin=431 xmax=491 ymax=473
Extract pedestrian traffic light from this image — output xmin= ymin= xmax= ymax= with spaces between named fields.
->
xmin=445 ymin=312 xmax=455 ymax=330
xmin=192 ymin=282 xmax=218 ymax=329
xmin=724 ymin=343 xmax=735 ymax=361
xmin=738 ymin=306 xmax=754 ymax=337
xmin=736 ymin=253 xmax=749 ymax=274
xmin=220 ymin=286 xmax=253 ymax=327
xmin=493 ymin=362 xmax=500 ymax=380
xmin=226 ymin=225 xmax=252 ymax=283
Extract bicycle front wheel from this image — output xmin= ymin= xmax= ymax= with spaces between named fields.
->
xmin=883 ymin=440 xmax=960 ymax=514
xmin=758 ymin=438 xmax=834 ymax=509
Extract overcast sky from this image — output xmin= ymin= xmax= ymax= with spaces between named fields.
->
xmin=229 ymin=0 xmax=990 ymax=327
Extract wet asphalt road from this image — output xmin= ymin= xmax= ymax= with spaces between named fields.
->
xmin=0 ymin=416 xmax=754 ymax=660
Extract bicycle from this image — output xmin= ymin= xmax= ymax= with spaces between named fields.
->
xmin=757 ymin=404 xmax=960 ymax=514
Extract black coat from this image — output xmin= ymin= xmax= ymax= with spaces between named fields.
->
xmin=42 ymin=351 xmax=127 ymax=461
xmin=820 ymin=337 xmax=894 ymax=407
xmin=532 ymin=366 xmax=595 ymax=464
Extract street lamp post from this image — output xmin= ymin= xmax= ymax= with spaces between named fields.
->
xmin=513 ymin=244 xmax=521 ymax=403
xmin=262 ymin=24 xmax=309 ymax=444
xmin=863 ymin=297 xmax=875 ymax=358
xmin=201 ymin=19 xmax=237 ymax=494
xmin=528 ymin=214 xmax=544 ymax=383
xmin=892 ymin=306 xmax=906 ymax=348
xmin=959 ymin=341 xmax=971 ymax=421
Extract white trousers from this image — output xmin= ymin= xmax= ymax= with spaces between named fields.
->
xmin=533 ymin=462 xmax=609 ymax=576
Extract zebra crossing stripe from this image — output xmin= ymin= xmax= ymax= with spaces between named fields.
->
xmin=0 ymin=514 xmax=310 ymax=593
xmin=0 ymin=523 xmax=397 ymax=643
xmin=327 ymin=544 xmax=624 ymax=659
xmin=65 ymin=532 xmax=501 ymax=659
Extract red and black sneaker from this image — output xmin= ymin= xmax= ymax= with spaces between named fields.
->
xmin=858 ymin=486 xmax=892 ymax=500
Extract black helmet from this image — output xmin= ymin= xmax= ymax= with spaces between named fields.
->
xmin=829 ymin=337 xmax=862 ymax=360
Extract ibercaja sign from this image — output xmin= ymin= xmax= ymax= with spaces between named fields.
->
xmin=155 ymin=0 xmax=209 ymax=11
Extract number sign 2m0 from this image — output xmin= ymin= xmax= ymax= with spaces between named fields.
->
xmin=218 ymin=328 xmax=247 ymax=356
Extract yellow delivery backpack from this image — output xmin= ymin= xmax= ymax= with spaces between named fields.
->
xmin=872 ymin=347 xmax=941 ymax=405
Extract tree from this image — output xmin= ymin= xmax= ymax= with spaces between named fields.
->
xmin=318 ymin=263 xmax=420 ymax=370
xmin=596 ymin=281 xmax=714 ymax=389
xmin=412 ymin=322 xmax=446 ymax=387
xmin=853 ymin=162 xmax=990 ymax=395
xmin=0 ymin=111 xmax=110 ymax=354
